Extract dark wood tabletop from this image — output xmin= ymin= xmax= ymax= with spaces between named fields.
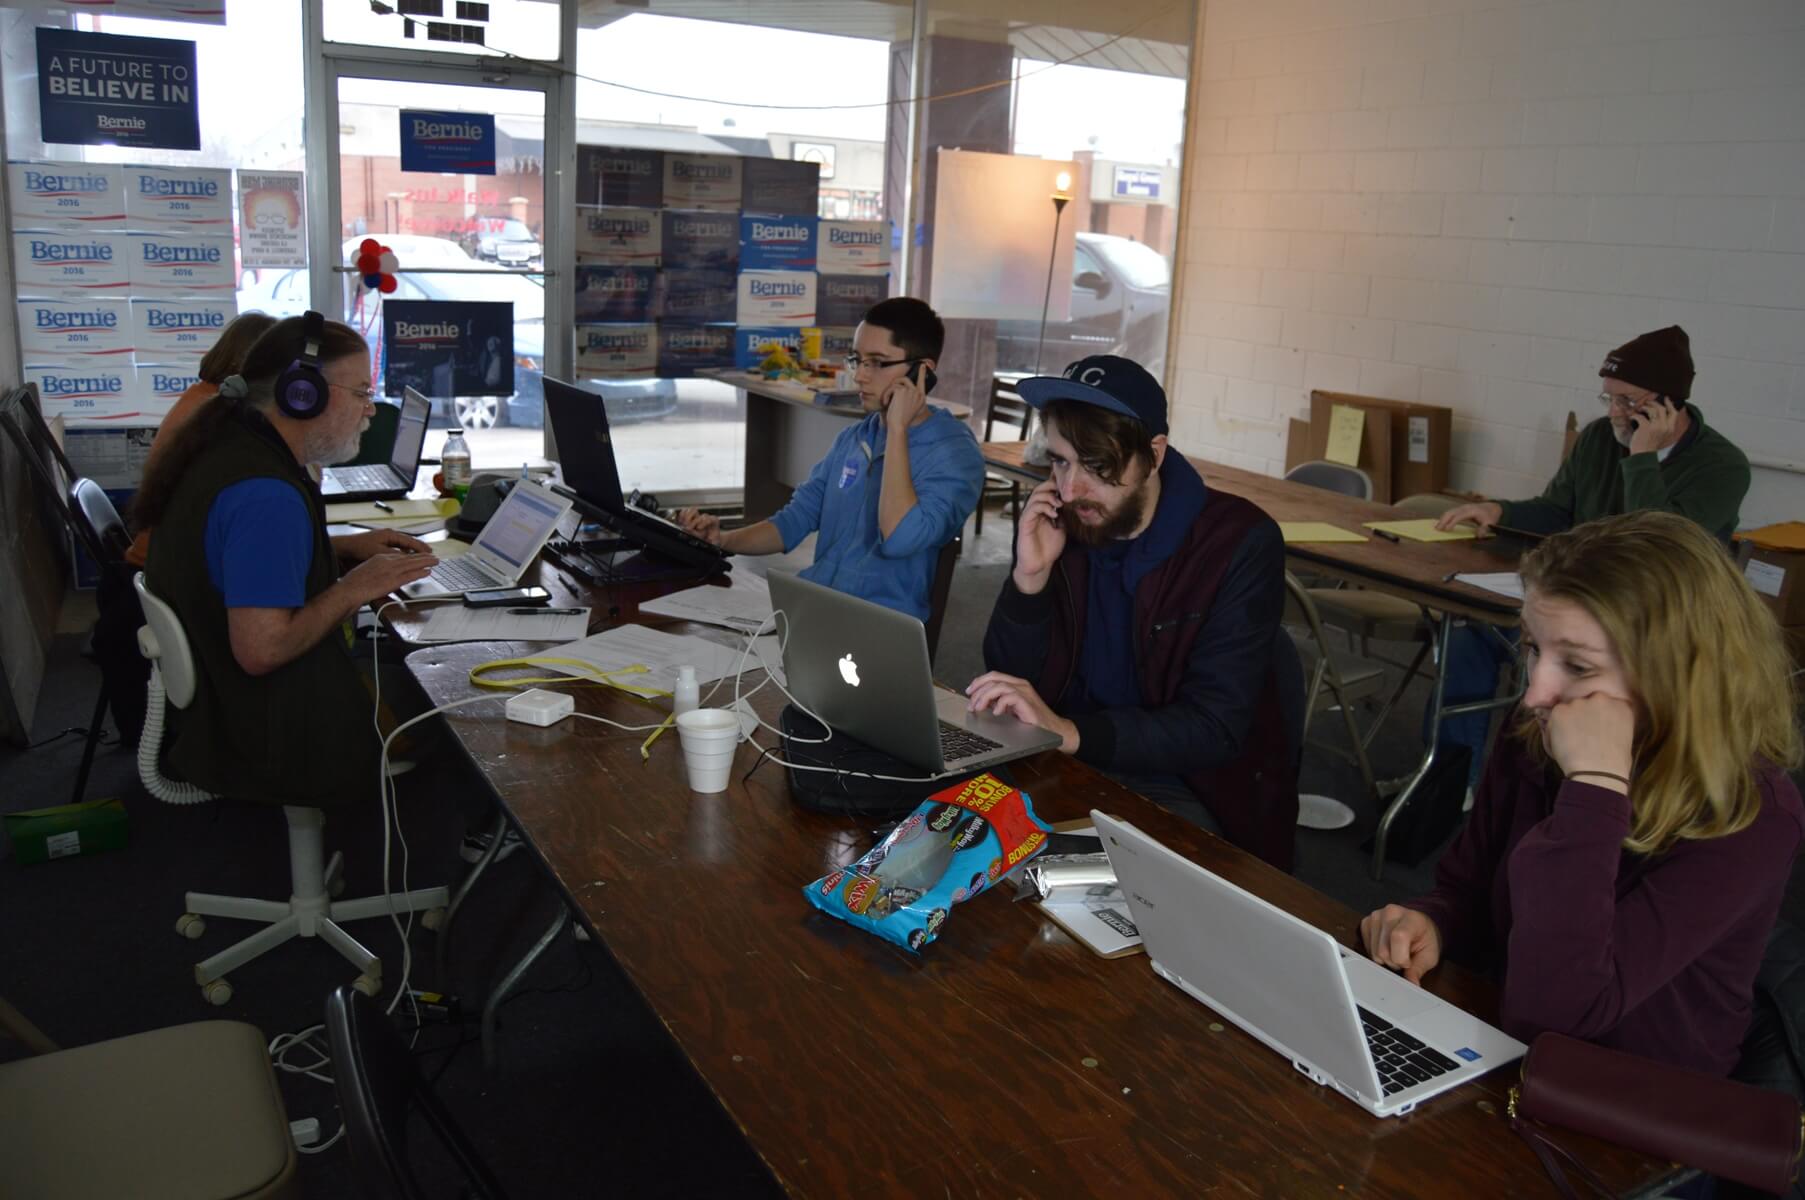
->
xmin=982 ymin=441 xmax=1524 ymax=626
xmin=407 ymin=629 xmax=1675 ymax=1198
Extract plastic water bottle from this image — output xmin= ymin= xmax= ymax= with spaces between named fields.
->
xmin=441 ymin=429 xmax=472 ymax=500
xmin=673 ymin=665 xmax=699 ymax=718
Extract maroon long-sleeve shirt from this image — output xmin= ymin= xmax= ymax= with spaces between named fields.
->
xmin=1410 ymin=742 xmax=1805 ymax=1075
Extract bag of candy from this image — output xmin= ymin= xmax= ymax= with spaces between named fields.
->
xmin=803 ymin=772 xmax=1052 ymax=952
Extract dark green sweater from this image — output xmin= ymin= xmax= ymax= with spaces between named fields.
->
xmin=145 ymin=410 xmax=378 ymax=807
xmin=1498 ymin=403 xmax=1750 ymax=542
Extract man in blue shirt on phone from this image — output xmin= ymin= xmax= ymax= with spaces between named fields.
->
xmin=676 ymin=298 xmax=982 ymax=623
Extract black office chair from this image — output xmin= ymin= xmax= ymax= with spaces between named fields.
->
xmin=974 ymin=378 xmax=1032 ymax=535
xmin=923 ymin=533 xmax=961 ymax=663
xmin=68 ymin=478 xmax=147 ymax=797
xmin=325 ymin=986 xmax=507 ymax=1200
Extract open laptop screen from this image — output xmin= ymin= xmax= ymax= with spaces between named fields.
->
xmin=392 ymin=387 xmax=432 ymax=478
xmin=474 ymin=482 xmax=566 ymax=568
xmin=542 ymin=375 xmax=625 ymax=512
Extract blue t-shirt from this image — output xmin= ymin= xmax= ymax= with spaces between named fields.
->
xmin=204 ymin=477 xmax=314 ymax=608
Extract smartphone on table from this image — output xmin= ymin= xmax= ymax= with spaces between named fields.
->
xmin=464 ymin=586 xmax=551 ymax=608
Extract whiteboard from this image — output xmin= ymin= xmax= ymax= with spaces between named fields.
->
xmin=928 ymin=149 xmax=1076 ymax=323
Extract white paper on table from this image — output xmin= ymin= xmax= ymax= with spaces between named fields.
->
xmin=1037 ymin=888 xmax=1144 ymax=956
xmin=637 ymin=572 xmax=773 ymax=632
xmin=411 ymin=606 xmax=590 ymax=644
xmin=1453 ymin=572 xmax=1525 ymax=600
xmin=549 ymin=624 xmax=759 ymax=696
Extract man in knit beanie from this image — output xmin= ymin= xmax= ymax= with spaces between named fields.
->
xmin=1428 ymin=325 xmax=1750 ymax=794
xmin=1436 ymin=325 xmax=1748 ymax=541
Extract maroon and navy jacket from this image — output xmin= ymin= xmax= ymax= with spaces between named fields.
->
xmin=982 ymin=453 xmax=1300 ymax=869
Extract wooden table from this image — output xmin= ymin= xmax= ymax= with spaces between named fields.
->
xmin=406 ymin=633 xmax=1677 ymax=1199
xmin=701 ymin=369 xmax=971 ymax=523
xmin=981 ymin=441 xmax=1526 ymax=877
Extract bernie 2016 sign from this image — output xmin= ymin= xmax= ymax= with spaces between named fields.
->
xmin=399 ymin=109 xmax=495 ymax=175
xmin=37 ymin=28 xmax=200 ymax=150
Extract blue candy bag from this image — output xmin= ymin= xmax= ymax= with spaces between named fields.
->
xmin=803 ymin=772 xmax=1052 ymax=952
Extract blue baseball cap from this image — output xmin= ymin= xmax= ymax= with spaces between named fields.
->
xmin=1016 ymin=355 xmax=1169 ymax=438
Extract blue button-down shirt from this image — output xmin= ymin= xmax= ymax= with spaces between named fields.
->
xmin=769 ymin=407 xmax=983 ymax=622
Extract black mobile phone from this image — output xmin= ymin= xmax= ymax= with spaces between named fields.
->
xmin=908 ymin=360 xmax=938 ymax=395
xmin=464 ymin=586 xmax=551 ymax=608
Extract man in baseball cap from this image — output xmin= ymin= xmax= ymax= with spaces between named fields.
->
xmin=1431 ymin=324 xmax=1750 ymax=795
xmin=965 ymin=355 xmax=1303 ymax=870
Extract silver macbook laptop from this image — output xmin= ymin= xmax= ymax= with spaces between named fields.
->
xmin=766 ymin=570 xmax=1061 ymax=777
xmin=401 ymin=477 xmax=573 ymax=598
xmin=1092 ymin=811 xmax=1524 ymax=1118
xmin=321 ymin=387 xmax=431 ymax=501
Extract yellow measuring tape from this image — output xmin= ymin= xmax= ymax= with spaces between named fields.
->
xmin=466 ymin=655 xmax=677 ymax=760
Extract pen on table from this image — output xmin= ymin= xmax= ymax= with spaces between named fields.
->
xmin=373 ymin=500 xmax=393 ymax=512
xmin=505 ymin=607 xmax=586 ymax=616
xmin=1372 ymin=528 xmax=1402 ymax=543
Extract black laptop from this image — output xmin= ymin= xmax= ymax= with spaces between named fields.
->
xmin=541 ymin=375 xmax=729 ymax=573
xmin=320 ymin=386 xmax=430 ymax=501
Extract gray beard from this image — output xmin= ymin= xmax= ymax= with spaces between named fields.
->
xmin=307 ymin=428 xmax=363 ymax=467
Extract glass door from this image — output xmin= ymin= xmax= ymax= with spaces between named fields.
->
xmin=331 ymin=75 xmax=547 ymax=468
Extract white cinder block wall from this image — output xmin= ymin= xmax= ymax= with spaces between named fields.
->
xmin=1172 ymin=0 xmax=1805 ymax=527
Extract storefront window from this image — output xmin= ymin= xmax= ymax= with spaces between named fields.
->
xmin=324 ymin=0 xmax=560 ymax=62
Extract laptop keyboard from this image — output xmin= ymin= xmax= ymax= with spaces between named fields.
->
xmin=1357 ymin=1006 xmax=1462 ymax=1096
xmin=430 ymin=557 xmax=502 ymax=592
xmin=938 ymin=720 xmax=1005 ymax=763
xmin=331 ymin=465 xmax=394 ymax=491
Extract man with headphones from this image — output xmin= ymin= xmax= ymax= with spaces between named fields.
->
xmin=674 ymin=297 xmax=983 ymax=623
xmin=138 ymin=312 xmax=436 ymax=807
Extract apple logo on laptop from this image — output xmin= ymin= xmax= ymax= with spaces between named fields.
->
xmin=838 ymin=653 xmax=861 ymax=686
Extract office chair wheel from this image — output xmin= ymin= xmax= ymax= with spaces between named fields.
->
xmin=201 ymin=979 xmax=233 ymax=1006
xmin=352 ymin=972 xmax=382 ymax=999
xmin=420 ymin=906 xmax=446 ymax=931
xmin=175 ymin=913 xmax=206 ymax=939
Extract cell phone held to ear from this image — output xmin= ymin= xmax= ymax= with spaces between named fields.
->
xmin=464 ymin=586 xmax=550 ymax=608
xmin=908 ymin=360 xmax=937 ymax=396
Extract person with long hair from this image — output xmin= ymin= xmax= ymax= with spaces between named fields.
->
xmin=137 ymin=314 xmax=436 ymax=807
xmin=1361 ymin=511 xmax=1804 ymax=1075
xmin=124 ymin=310 xmax=278 ymax=568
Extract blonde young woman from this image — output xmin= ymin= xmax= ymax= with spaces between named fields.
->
xmin=1361 ymin=510 xmax=1804 ymax=1075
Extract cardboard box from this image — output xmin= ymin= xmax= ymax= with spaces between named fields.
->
xmin=1310 ymin=391 xmax=1452 ymax=500
xmin=1737 ymin=541 xmax=1805 ymax=626
xmin=4 ymin=797 xmax=128 ymax=865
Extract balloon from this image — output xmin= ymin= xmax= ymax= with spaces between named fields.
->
xmin=377 ymin=252 xmax=399 ymax=274
xmin=355 ymin=253 xmax=379 ymax=273
xmin=364 ymin=273 xmax=382 ymax=288
xmin=378 ymin=274 xmax=398 ymax=294
xmin=359 ymin=238 xmax=380 ymax=256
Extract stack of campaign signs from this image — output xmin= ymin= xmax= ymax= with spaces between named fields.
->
xmin=572 ymin=145 xmax=894 ymax=377
xmin=10 ymin=160 xmax=237 ymax=424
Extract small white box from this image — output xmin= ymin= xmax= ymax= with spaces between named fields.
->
xmin=506 ymin=688 xmax=574 ymax=727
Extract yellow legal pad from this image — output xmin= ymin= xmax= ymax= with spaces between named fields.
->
xmin=1279 ymin=522 xmax=1368 ymax=544
xmin=325 ymin=497 xmax=461 ymax=523
xmin=1362 ymin=519 xmax=1477 ymax=543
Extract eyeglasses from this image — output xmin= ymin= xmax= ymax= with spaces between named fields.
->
xmin=843 ymin=353 xmax=915 ymax=373
xmin=332 ymin=382 xmax=377 ymax=403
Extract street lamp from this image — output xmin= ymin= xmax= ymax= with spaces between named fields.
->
xmin=1034 ymin=170 xmax=1074 ymax=377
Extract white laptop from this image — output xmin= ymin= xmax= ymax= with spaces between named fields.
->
xmin=766 ymin=570 xmax=1061 ymax=776
xmin=401 ymin=477 xmax=573 ymax=598
xmin=1092 ymin=810 xmax=1524 ymax=1118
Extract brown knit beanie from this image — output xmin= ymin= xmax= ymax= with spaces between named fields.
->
xmin=1599 ymin=325 xmax=1694 ymax=400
